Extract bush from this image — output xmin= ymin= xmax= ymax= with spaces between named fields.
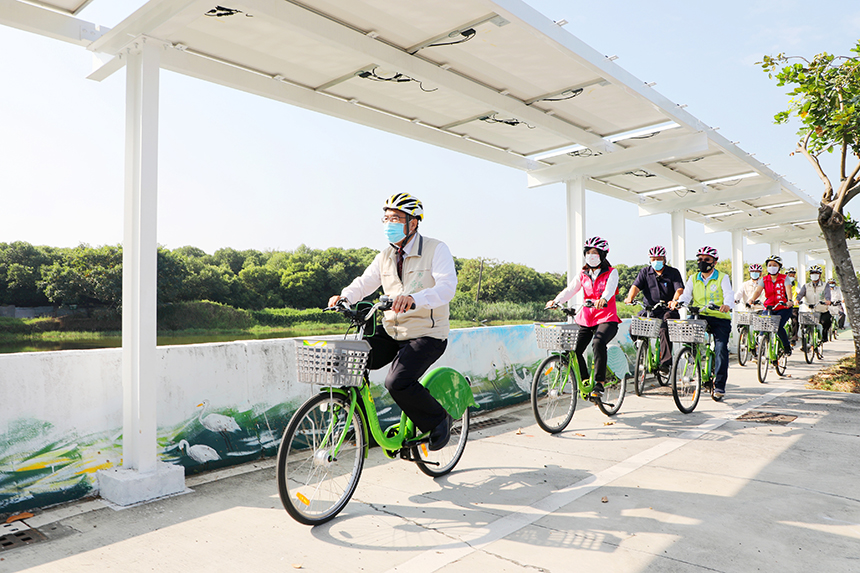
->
xmin=158 ymin=301 xmax=254 ymax=331
xmin=251 ymin=307 xmax=348 ymax=327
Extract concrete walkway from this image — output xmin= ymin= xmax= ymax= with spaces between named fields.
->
xmin=4 ymin=335 xmax=860 ymax=573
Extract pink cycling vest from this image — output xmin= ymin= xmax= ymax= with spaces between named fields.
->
xmin=576 ymin=267 xmax=622 ymax=327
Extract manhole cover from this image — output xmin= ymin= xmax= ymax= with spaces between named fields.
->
xmin=736 ymin=410 xmax=797 ymax=425
xmin=0 ymin=523 xmax=47 ymax=552
xmin=470 ymin=415 xmax=517 ymax=430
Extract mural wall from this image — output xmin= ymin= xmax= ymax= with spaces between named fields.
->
xmin=0 ymin=322 xmax=635 ymax=515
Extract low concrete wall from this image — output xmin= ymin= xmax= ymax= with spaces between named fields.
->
xmin=0 ymin=322 xmax=635 ymax=514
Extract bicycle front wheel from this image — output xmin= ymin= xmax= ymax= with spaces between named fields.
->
xmin=531 ymin=354 xmax=576 ymax=433
xmin=597 ymin=370 xmax=627 ymax=416
xmin=775 ymin=345 xmax=788 ymax=376
xmin=414 ymin=407 xmax=470 ymax=477
xmin=737 ymin=326 xmax=750 ymax=366
xmin=757 ymin=333 xmax=770 ymax=383
xmin=672 ymin=346 xmax=701 ymax=414
xmin=277 ymin=392 xmax=365 ymax=526
xmin=815 ymin=329 xmax=824 ymax=360
xmin=803 ymin=327 xmax=814 ymax=364
xmin=634 ymin=339 xmax=648 ymax=396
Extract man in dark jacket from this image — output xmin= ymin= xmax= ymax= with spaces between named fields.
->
xmin=623 ymin=245 xmax=685 ymax=373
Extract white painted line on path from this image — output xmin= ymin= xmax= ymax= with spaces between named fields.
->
xmin=386 ymin=387 xmax=791 ymax=573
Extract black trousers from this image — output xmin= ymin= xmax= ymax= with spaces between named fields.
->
xmin=637 ymin=307 xmax=679 ymax=369
xmin=365 ymin=327 xmax=448 ymax=433
xmin=574 ymin=321 xmax=619 ymax=383
xmin=819 ymin=311 xmax=833 ymax=342
xmin=790 ymin=308 xmax=799 ymax=343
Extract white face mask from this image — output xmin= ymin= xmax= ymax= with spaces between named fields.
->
xmin=585 ymin=253 xmax=601 ymax=267
xmin=810 ymin=274 xmax=820 ymax=281
xmin=767 ymin=266 xmax=779 ymax=275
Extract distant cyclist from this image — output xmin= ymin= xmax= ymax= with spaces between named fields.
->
xmin=670 ymin=246 xmax=734 ymax=401
xmin=546 ymin=236 xmax=621 ymax=399
xmin=749 ymin=255 xmax=793 ymax=357
xmin=827 ymin=279 xmax=846 ymax=332
xmin=786 ymin=267 xmax=800 ymax=345
xmin=329 ymin=193 xmax=456 ymax=450
xmin=623 ymin=245 xmax=684 ymax=374
xmin=735 ymin=264 xmax=764 ymax=311
xmin=796 ymin=265 xmax=832 ymax=343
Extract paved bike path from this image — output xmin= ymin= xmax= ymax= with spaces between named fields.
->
xmin=5 ymin=335 xmax=860 ymax=572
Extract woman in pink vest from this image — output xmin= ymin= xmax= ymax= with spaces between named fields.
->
xmin=545 ymin=236 xmax=621 ymax=398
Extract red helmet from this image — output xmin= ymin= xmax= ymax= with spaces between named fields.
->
xmin=584 ymin=236 xmax=609 ymax=253
xmin=696 ymin=245 xmax=719 ymax=260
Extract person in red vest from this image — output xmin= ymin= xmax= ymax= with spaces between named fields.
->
xmin=750 ymin=254 xmax=793 ymax=357
xmin=546 ymin=236 xmax=621 ymax=399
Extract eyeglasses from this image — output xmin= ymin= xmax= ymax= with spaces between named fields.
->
xmin=382 ymin=216 xmax=407 ymax=224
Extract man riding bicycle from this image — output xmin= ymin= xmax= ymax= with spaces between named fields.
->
xmin=749 ymin=255 xmax=793 ymax=357
xmin=796 ymin=265 xmax=832 ymax=344
xmin=328 ymin=193 xmax=456 ymax=450
xmin=623 ymin=245 xmax=684 ymax=374
xmin=735 ymin=264 xmax=764 ymax=311
xmin=670 ymin=246 xmax=734 ymax=401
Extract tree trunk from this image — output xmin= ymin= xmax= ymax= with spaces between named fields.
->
xmin=819 ymin=203 xmax=860 ymax=371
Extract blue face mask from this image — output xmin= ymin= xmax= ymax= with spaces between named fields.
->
xmin=750 ymin=272 xmax=761 ymax=280
xmin=651 ymin=260 xmax=664 ymax=271
xmin=384 ymin=222 xmax=406 ymax=244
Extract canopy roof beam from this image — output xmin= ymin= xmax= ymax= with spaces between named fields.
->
xmin=0 ymin=0 xmax=106 ymax=46
xmin=527 ymin=132 xmax=708 ymax=187
xmin=639 ymin=182 xmax=780 ymax=217
xmin=704 ymin=204 xmax=814 ymax=233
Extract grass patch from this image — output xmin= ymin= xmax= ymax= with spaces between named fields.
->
xmin=807 ymin=355 xmax=860 ymax=393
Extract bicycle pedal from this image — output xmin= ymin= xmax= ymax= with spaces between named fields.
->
xmin=402 ymin=438 xmax=429 ymax=449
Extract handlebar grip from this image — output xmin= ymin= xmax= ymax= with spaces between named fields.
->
xmin=379 ymin=295 xmax=416 ymax=310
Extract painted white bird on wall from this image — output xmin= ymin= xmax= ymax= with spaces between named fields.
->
xmin=178 ymin=440 xmax=220 ymax=464
xmin=196 ymin=400 xmax=241 ymax=450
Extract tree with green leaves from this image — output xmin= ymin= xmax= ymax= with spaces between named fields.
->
xmin=761 ymin=41 xmax=860 ymax=367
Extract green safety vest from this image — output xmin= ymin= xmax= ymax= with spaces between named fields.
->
xmin=691 ymin=270 xmax=731 ymax=319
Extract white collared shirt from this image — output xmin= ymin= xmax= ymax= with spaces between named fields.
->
xmin=340 ymin=234 xmax=457 ymax=309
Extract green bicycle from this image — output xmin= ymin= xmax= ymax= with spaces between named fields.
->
xmin=751 ymin=308 xmax=788 ymax=384
xmin=631 ymin=301 xmax=670 ymax=396
xmin=799 ymin=310 xmax=824 ymax=364
xmin=277 ymin=296 xmax=476 ymax=525
xmin=735 ymin=310 xmax=760 ymax=366
xmin=668 ymin=303 xmax=717 ymax=414
xmin=531 ymin=301 xmax=629 ymax=433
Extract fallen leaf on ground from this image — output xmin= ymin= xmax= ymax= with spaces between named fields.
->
xmin=516 ymin=428 xmax=523 ymax=435
xmin=6 ymin=512 xmax=33 ymax=523
xmin=603 ymin=421 xmax=615 ymax=426
xmin=292 ymin=564 xmax=303 ymax=569
xmin=575 ymin=433 xmax=585 ymax=437
xmin=601 ymin=496 xmax=609 ymax=503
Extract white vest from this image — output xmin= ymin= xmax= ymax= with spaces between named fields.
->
xmin=803 ymin=281 xmax=828 ymax=312
xmin=380 ymin=235 xmax=450 ymax=341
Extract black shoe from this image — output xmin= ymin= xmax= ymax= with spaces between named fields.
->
xmin=659 ymin=365 xmax=671 ymax=375
xmin=589 ymin=383 xmax=605 ymax=400
xmin=428 ymin=414 xmax=452 ymax=451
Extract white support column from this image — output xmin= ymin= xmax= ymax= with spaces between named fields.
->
xmin=566 ymin=177 xmax=586 ymax=306
xmin=670 ymin=211 xmax=686 ymax=270
xmin=769 ymin=241 xmax=782 ymax=258
xmin=825 ymin=257 xmax=834 ymax=279
xmin=797 ymin=251 xmax=808 ymax=282
xmin=731 ymin=229 xmax=744 ymax=291
xmin=98 ymin=37 xmax=183 ymax=506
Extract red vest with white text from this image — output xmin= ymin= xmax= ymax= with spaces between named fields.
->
xmin=577 ymin=268 xmax=621 ymax=327
xmin=763 ymin=273 xmax=789 ymax=311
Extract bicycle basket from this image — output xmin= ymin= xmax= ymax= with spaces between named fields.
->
xmin=534 ymin=322 xmax=581 ymax=351
xmin=751 ymin=314 xmax=781 ymax=333
xmin=799 ymin=312 xmax=819 ymax=325
xmin=735 ymin=312 xmax=753 ymax=326
xmin=667 ymin=319 xmax=707 ymax=343
xmin=630 ymin=316 xmax=663 ymax=338
xmin=294 ymin=339 xmax=371 ymax=387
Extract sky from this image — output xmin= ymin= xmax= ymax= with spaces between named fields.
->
xmin=1 ymin=0 xmax=859 ymax=273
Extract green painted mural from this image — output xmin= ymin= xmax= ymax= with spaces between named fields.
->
xmin=0 ymin=322 xmax=637 ymax=515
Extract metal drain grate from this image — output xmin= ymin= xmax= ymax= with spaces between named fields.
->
xmin=469 ymin=415 xmax=518 ymax=430
xmin=736 ymin=410 xmax=797 ymax=425
xmin=0 ymin=523 xmax=47 ymax=552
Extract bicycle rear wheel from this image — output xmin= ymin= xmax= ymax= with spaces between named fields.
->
xmin=757 ymin=333 xmax=770 ymax=384
xmin=737 ymin=326 xmax=750 ymax=366
xmin=414 ymin=407 xmax=470 ymax=477
xmin=597 ymin=370 xmax=626 ymax=416
xmin=277 ymin=392 xmax=365 ymax=526
xmin=531 ymin=355 xmax=577 ymax=433
xmin=672 ymin=346 xmax=701 ymax=414
xmin=633 ymin=339 xmax=648 ymax=396
xmin=775 ymin=346 xmax=788 ymax=376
